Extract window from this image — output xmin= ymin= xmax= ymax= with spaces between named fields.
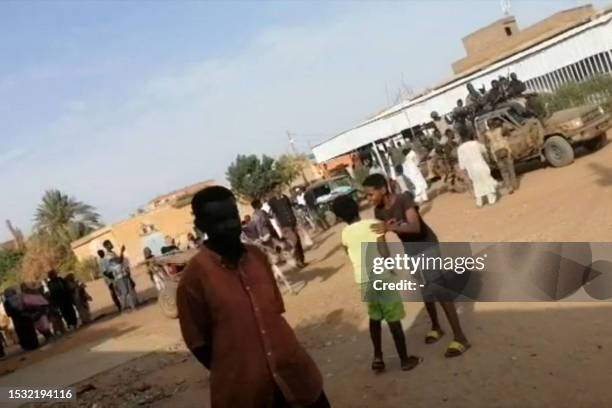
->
xmin=505 ymin=26 xmax=513 ymax=36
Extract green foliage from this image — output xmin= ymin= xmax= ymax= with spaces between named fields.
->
xmin=226 ymin=154 xmax=283 ymax=201
xmin=58 ymin=255 xmax=99 ymax=282
xmin=539 ymin=75 xmax=612 ymax=114
xmin=34 ymin=189 xmax=103 ymax=249
xmin=0 ymin=250 xmax=24 ymax=291
xmin=226 ymin=154 xmax=310 ymax=200
xmin=19 ymin=235 xmax=70 ymax=283
xmin=276 ymin=154 xmax=307 ymax=187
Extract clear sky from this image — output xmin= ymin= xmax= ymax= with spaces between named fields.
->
xmin=0 ymin=0 xmax=608 ymax=241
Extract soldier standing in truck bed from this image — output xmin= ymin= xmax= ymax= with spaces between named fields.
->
xmin=508 ymin=73 xmax=527 ymax=98
xmin=452 ymin=99 xmax=473 ymax=141
xmin=484 ymin=118 xmax=518 ymax=194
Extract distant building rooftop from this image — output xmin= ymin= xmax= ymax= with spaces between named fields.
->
xmin=148 ymin=180 xmax=216 ymax=209
xmin=452 ymin=5 xmax=595 ymax=74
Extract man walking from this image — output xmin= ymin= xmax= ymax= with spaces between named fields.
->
xmin=177 ymin=186 xmax=328 ymax=407
xmin=401 ymin=148 xmax=429 ymax=203
xmin=457 ymin=132 xmax=499 ymax=207
xmin=268 ymin=184 xmax=306 ymax=267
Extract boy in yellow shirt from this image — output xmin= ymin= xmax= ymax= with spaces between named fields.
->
xmin=332 ymin=195 xmax=420 ymax=372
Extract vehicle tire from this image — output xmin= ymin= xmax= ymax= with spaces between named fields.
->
xmin=324 ymin=210 xmax=336 ymax=227
xmin=544 ymin=136 xmax=574 ymax=167
xmin=584 ymin=134 xmax=606 ymax=152
xmin=158 ymin=282 xmax=178 ymax=319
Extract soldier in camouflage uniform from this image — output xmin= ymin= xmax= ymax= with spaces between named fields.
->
xmin=484 ymin=118 xmax=518 ymax=194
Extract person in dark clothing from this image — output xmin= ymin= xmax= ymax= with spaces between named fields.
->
xmin=508 ymin=72 xmax=527 ymax=98
xmin=241 ymin=215 xmax=260 ymax=242
xmin=250 ymin=199 xmax=277 ymax=243
xmin=485 ymin=80 xmax=503 ymax=110
xmin=177 ymin=186 xmax=328 ymax=408
xmin=268 ymin=185 xmax=306 ymax=267
xmin=47 ymin=270 xmax=78 ymax=329
xmin=3 ymin=287 xmax=39 ymax=351
xmin=452 ymin=99 xmax=472 ymax=140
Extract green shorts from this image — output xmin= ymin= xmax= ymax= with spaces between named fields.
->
xmin=367 ymin=300 xmax=405 ymax=322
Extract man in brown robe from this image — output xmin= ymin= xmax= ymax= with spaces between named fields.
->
xmin=177 ymin=186 xmax=328 ymax=408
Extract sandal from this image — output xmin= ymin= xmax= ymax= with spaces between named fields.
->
xmin=445 ymin=340 xmax=471 ymax=358
xmin=425 ymin=329 xmax=444 ymax=344
xmin=401 ymin=355 xmax=422 ymax=371
xmin=371 ymin=357 xmax=385 ymax=373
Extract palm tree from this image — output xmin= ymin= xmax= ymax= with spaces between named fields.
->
xmin=34 ymin=189 xmax=103 ymax=246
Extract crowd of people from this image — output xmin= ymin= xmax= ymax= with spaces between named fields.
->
xmin=0 ymin=270 xmax=92 ymax=357
xmin=241 ymin=183 xmax=319 ymax=270
xmin=0 ymin=225 xmax=212 ymax=358
xmin=351 ymin=73 xmax=531 ymax=208
xmin=175 ymin=173 xmax=478 ymax=407
xmin=332 ymin=173 xmax=471 ymax=374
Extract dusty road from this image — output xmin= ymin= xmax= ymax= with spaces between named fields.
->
xmin=5 ymin=136 xmax=612 ymax=407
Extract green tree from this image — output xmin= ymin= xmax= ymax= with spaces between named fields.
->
xmin=275 ymin=154 xmax=308 ymax=187
xmin=19 ymin=235 xmax=69 ymax=283
xmin=0 ymin=249 xmax=24 ymax=291
xmin=539 ymin=75 xmax=612 ymax=113
xmin=226 ymin=154 xmax=282 ymax=201
xmin=34 ymin=189 xmax=103 ymax=247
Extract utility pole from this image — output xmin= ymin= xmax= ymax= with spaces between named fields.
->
xmin=287 ymin=131 xmax=310 ymax=185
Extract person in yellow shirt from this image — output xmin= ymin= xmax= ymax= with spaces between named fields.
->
xmin=332 ymin=195 xmax=420 ymax=373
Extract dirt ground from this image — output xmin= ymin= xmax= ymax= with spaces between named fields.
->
xmin=4 ymin=134 xmax=612 ymax=407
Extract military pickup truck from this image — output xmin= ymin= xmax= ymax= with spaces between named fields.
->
xmin=474 ymin=104 xmax=610 ymax=167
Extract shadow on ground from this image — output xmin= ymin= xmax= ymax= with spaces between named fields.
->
xmin=589 ymin=162 xmax=612 ymax=187
xmin=10 ymin=301 xmax=612 ymax=408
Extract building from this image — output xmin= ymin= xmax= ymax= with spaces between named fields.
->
xmin=452 ymin=5 xmax=596 ymax=75
xmin=147 ymin=180 xmax=215 ymax=210
xmin=71 ymin=180 xmax=253 ymax=264
xmin=312 ymin=5 xmax=612 ymax=165
xmin=71 ymin=194 xmax=199 ymax=264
